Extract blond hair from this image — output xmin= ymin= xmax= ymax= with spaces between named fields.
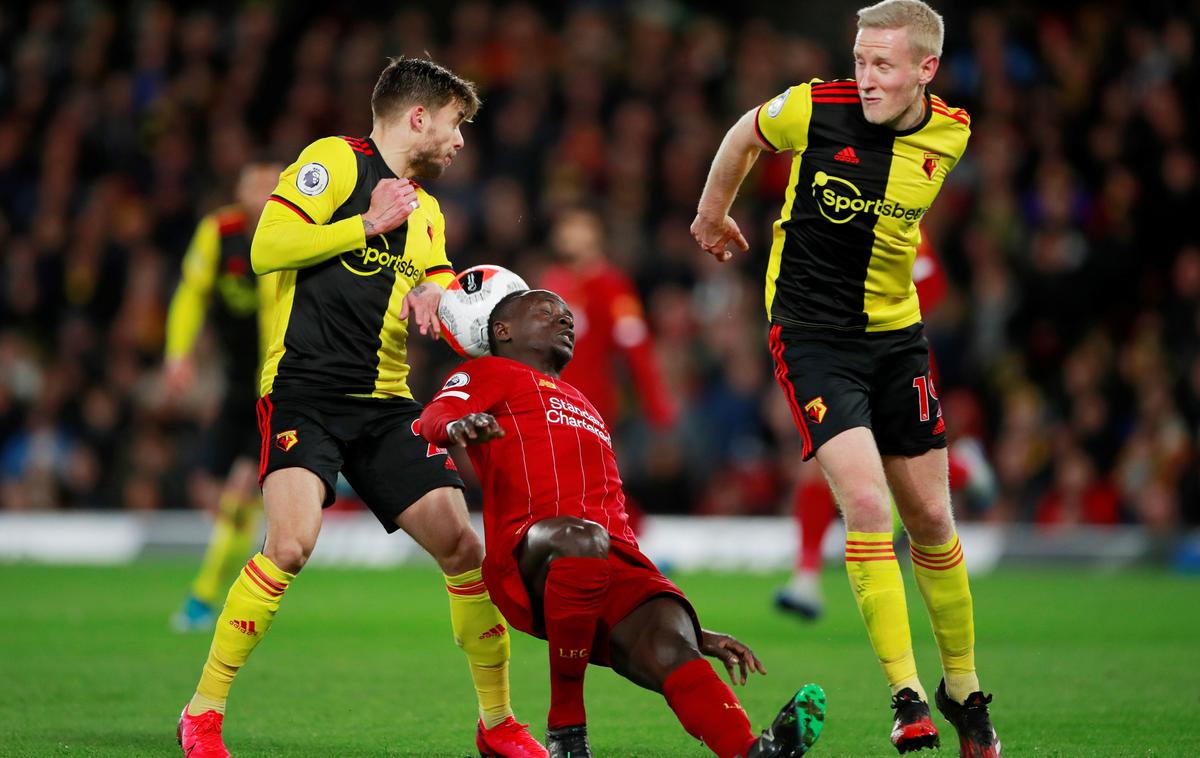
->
xmin=857 ymin=0 xmax=944 ymax=59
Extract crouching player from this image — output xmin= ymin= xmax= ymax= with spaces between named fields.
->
xmin=420 ymin=289 xmax=826 ymax=758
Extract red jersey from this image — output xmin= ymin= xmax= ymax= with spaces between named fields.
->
xmin=912 ymin=233 xmax=948 ymax=313
xmin=539 ymin=262 xmax=675 ymax=428
xmin=419 ymin=356 xmax=636 ymax=563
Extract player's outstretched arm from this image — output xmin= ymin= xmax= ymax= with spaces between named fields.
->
xmin=700 ymin=628 xmax=767 ymax=686
xmin=446 ymin=413 xmax=505 ymax=447
xmin=691 ymin=108 xmax=760 ymax=263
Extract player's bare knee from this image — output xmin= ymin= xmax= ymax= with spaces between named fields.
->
xmin=547 ymin=518 xmax=610 ymax=560
xmin=905 ymin=504 xmax=955 ymax=545
xmin=435 ymin=525 xmax=484 ymax=576
xmin=837 ymin=487 xmax=892 ymax=531
xmin=640 ymin=626 xmax=700 ymax=688
xmin=264 ymin=536 xmax=313 ymax=574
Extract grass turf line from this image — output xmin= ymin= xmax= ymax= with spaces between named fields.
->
xmin=0 ymin=562 xmax=1197 ymax=756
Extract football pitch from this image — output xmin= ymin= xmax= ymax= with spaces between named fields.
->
xmin=1 ymin=562 xmax=1197 ymax=757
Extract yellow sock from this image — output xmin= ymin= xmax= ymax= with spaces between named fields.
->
xmin=911 ymin=534 xmax=978 ymax=703
xmin=845 ymin=531 xmax=925 ymax=699
xmin=188 ymin=553 xmax=293 ymax=716
xmin=446 ymin=568 xmax=512 ymax=729
xmin=191 ymin=495 xmax=262 ymax=605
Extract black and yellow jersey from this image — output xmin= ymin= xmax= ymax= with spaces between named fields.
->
xmin=165 ymin=206 xmax=276 ymax=391
xmin=755 ymin=79 xmax=970 ymax=332
xmin=253 ymin=136 xmax=456 ymax=399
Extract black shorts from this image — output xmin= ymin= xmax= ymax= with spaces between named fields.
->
xmin=768 ymin=322 xmax=946 ymax=461
xmin=201 ymin=388 xmax=261 ymax=476
xmin=255 ymin=391 xmax=464 ymax=532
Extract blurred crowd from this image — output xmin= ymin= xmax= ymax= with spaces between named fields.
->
xmin=1 ymin=2 xmax=1197 ymax=530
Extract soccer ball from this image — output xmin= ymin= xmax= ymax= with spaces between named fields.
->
xmin=437 ymin=265 xmax=529 ymax=358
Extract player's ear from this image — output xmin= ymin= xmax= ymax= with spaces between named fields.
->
xmin=492 ymin=320 xmax=512 ymax=345
xmin=408 ymin=105 xmax=426 ymax=132
xmin=917 ymin=55 xmax=939 ymax=87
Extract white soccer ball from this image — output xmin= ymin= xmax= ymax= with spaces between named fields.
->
xmin=437 ymin=265 xmax=529 ymax=358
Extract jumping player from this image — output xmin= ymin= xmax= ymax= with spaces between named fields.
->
xmin=774 ymin=236 xmax=996 ymax=620
xmin=420 ymin=289 xmax=826 ymax=758
xmin=691 ymin=1 xmax=999 ymax=754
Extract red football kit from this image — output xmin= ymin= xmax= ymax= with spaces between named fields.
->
xmin=423 ymin=356 xmax=793 ymax=757
xmin=539 ymin=262 xmax=675 ymax=428
xmin=419 ymin=356 xmax=688 ymax=649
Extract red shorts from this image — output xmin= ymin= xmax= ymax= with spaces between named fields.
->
xmin=482 ymin=536 xmax=698 ymax=667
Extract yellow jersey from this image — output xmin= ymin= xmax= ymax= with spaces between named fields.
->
xmin=253 ymin=136 xmax=456 ymax=398
xmin=755 ymin=79 xmax=970 ymax=332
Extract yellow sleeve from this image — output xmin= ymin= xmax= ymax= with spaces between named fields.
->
xmin=256 ymin=271 xmax=279 ymax=365
xmin=418 ymin=192 xmax=456 ymax=288
xmin=946 ymin=123 xmax=971 ymax=175
xmin=164 ymin=215 xmax=220 ymax=359
xmin=755 ymin=82 xmax=814 ymax=153
xmin=251 ymin=137 xmax=366 ymax=274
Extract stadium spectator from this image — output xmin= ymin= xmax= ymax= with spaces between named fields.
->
xmin=0 ymin=2 xmax=1194 ymax=544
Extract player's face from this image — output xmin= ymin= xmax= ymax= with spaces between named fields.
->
xmin=512 ymin=291 xmax=575 ymax=369
xmin=236 ymin=163 xmax=283 ymax=219
xmin=552 ymin=210 xmax=604 ymax=265
xmin=409 ymin=101 xmax=468 ymax=178
xmin=854 ymin=27 xmax=937 ymax=129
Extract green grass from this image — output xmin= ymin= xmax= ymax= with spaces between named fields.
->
xmin=0 ymin=562 xmax=1198 ymax=757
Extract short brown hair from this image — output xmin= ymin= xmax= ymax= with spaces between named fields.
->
xmin=371 ymin=56 xmax=481 ymax=123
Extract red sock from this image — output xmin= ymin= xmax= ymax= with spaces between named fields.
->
xmin=795 ymin=480 xmax=836 ymax=573
xmin=543 ymin=556 xmax=611 ymax=729
xmin=663 ymin=658 xmax=756 ymax=758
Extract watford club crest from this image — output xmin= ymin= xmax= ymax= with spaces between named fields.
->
xmin=275 ymin=429 xmax=299 ymax=452
xmin=922 ymin=152 xmax=940 ymax=180
xmin=804 ymin=397 xmax=828 ymax=424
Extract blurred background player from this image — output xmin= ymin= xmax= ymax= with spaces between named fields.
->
xmin=164 ymin=161 xmax=281 ymax=632
xmin=420 ymin=289 xmax=826 ymax=758
xmin=775 ymin=237 xmax=996 ymax=620
xmin=539 ymin=205 xmax=677 ymax=533
xmin=539 ymin=205 xmax=676 ymax=432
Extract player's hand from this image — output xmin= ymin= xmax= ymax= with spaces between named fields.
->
xmin=690 ymin=211 xmax=749 ymax=263
xmin=700 ymin=629 xmax=766 ymax=686
xmin=400 ymin=281 xmax=444 ymax=338
xmin=361 ymin=178 xmax=420 ymax=236
xmin=163 ymin=357 xmax=194 ymax=398
xmin=447 ymin=413 xmax=506 ymax=446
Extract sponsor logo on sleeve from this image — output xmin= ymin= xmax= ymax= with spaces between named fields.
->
xmin=296 ymin=162 xmax=329 ymax=196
